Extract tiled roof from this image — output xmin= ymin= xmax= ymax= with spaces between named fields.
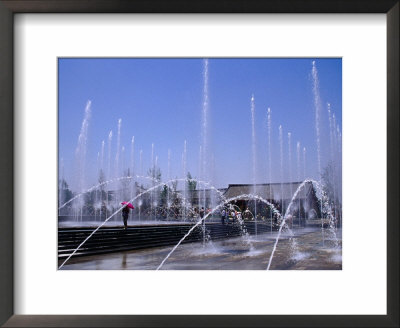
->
xmin=223 ymin=182 xmax=313 ymax=201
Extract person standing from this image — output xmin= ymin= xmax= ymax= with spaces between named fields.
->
xmin=122 ymin=205 xmax=130 ymax=230
xmin=221 ymin=208 xmax=226 ymax=225
xmin=199 ymin=207 xmax=205 ymax=219
xmin=243 ymin=207 xmax=252 ymax=220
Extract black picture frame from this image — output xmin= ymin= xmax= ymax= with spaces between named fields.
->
xmin=0 ymin=1 xmax=398 ymax=327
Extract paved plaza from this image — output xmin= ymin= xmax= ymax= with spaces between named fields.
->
xmin=60 ymin=227 xmax=342 ymax=270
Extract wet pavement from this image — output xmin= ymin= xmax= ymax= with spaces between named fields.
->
xmin=59 ymin=227 xmax=342 ymax=270
xmin=58 ymin=219 xmax=223 ymax=228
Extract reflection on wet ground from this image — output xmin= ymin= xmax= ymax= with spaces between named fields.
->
xmin=60 ymin=227 xmax=342 ymax=270
xmin=59 ymin=220 xmax=219 ymax=228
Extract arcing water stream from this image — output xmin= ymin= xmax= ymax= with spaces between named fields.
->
xmin=59 ymin=59 xmax=342 ymax=270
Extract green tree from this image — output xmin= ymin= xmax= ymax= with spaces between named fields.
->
xmin=321 ymin=162 xmax=335 ymax=206
xmin=187 ymin=172 xmax=197 ymax=205
xmin=97 ymin=169 xmax=108 ymax=218
xmin=98 ymin=169 xmax=107 ymax=199
xmin=147 ymin=166 xmax=161 ymax=182
xmin=160 ymin=184 xmax=169 ymax=206
xmin=59 ymin=179 xmax=73 ymax=204
xmin=171 ymin=177 xmax=179 ymax=205
xmin=321 ymin=161 xmax=341 ymax=222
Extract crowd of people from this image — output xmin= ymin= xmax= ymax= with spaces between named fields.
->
xmin=120 ymin=201 xmax=280 ymax=229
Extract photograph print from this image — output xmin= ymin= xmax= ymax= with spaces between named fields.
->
xmin=58 ymin=58 xmax=342 ymax=270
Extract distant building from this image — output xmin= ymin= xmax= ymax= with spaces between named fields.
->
xmin=223 ymin=181 xmax=320 ymax=218
xmin=184 ymin=182 xmax=320 ymax=221
xmin=185 ymin=188 xmax=227 ymax=208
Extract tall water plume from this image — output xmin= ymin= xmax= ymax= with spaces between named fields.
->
xmin=107 ymin=131 xmax=112 ymax=180
xmin=327 ymin=104 xmax=334 ymax=161
xmin=303 ymin=147 xmax=307 ymax=219
xmin=155 ymin=154 xmax=159 ymax=218
xmin=296 ymin=142 xmax=301 ymax=182
xmin=311 ymin=61 xmax=324 ymax=243
xmin=74 ymin=100 xmax=92 ymax=219
xmin=130 ymin=136 xmax=135 ymax=201
xmin=311 ymin=61 xmax=322 ymax=178
xmin=287 ymin=132 xmax=293 ymax=219
xmin=114 ymin=119 xmax=122 ymax=180
xmin=296 ymin=141 xmax=301 ymax=226
xmin=336 ymin=125 xmax=342 ymax=214
xmin=121 ymin=146 xmax=128 ymax=202
xmin=209 ymin=154 xmax=217 ymax=213
xmin=114 ymin=119 xmax=122 ymax=218
xmin=167 ymin=149 xmax=171 ymax=219
xmin=95 ymin=151 xmax=100 ymax=220
xmin=279 ymin=125 xmax=284 ymax=214
xmin=334 ymin=112 xmax=342 ymax=226
xmin=201 ymin=59 xmax=209 ymax=213
xmin=182 ymin=140 xmax=187 ymax=221
xmin=333 ymin=114 xmax=338 ymax=155
xmin=250 ymin=94 xmax=257 ymax=235
xmin=267 ymin=108 xmax=273 ymax=232
xmin=138 ymin=150 xmax=143 ymax=221
xmin=98 ymin=141 xmax=105 ymax=219
xmin=198 ymin=145 xmax=202 ymax=210
xmin=334 ymin=117 xmax=343 ymax=206
xmin=151 ymin=143 xmax=155 ymax=220
xmin=327 ymin=103 xmax=337 ymax=224
xmin=106 ymin=131 xmax=112 ymax=217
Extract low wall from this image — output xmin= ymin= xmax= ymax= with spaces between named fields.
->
xmin=58 ymin=221 xmax=276 ymax=259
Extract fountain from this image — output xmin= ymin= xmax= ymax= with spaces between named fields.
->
xmin=311 ymin=60 xmax=325 ymax=245
xmin=58 ymin=59 xmax=342 ymax=270
xmin=156 ymin=193 xmax=284 ymax=270
xmin=266 ymin=179 xmax=340 ymax=270
xmin=287 ymin=132 xmax=293 ymax=226
xmin=250 ymin=94 xmax=258 ymax=236
xmin=73 ymin=100 xmax=91 ymax=221
xmin=296 ymin=141 xmax=301 ymax=226
xmin=279 ymin=125 xmax=284 ymax=214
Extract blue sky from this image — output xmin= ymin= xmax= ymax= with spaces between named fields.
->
xmin=59 ymin=58 xmax=342 ymax=190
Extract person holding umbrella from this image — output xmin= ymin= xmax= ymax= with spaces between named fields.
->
xmin=121 ymin=201 xmax=134 ymax=230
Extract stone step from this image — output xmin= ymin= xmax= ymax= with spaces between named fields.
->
xmin=58 ymin=222 xmax=278 ymax=259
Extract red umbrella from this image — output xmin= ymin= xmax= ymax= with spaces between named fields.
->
xmin=121 ymin=201 xmax=134 ymax=209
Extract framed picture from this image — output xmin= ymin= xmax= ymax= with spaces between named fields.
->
xmin=0 ymin=0 xmax=398 ymax=327
xmin=57 ymin=57 xmax=344 ymax=272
